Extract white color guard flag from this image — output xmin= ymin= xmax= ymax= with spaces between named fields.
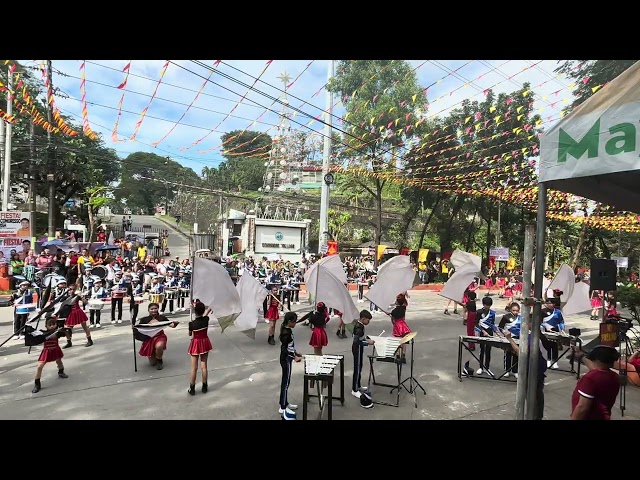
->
xmin=306 ymin=264 xmax=360 ymax=321
xmin=366 ymin=260 xmax=416 ymax=310
xmin=376 ymin=255 xmax=410 ymax=278
xmin=547 ymin=264 xmax=576 ymax=305
xmin=192 ymin=257 xmax=242 ymax=332
xmin=134 ymin=320 xmax=174 ymax=339
xmin=439 ymin=250 xmax=482 ymax=304
xmin=235 ymin=273 xmax=268 ymax=339
xmin=562 ymin=281 xmax=592 ymax=316
xmin=304 ymin=255 xmax=347 ymax=303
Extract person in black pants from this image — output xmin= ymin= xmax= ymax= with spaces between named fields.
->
xmin=476 ymin=296 xmax=497 ymax=376
xmin=11 ymin=281 xmax=34 ymax=339
xmin=279 ymin=312 xmax=302 ymax=418
xmin=499 ymin=302 xmax=521 ymax=377
xmin=128 ymin=277 xmax=144 ymax=324
xmin=351 ymin=309 xmax=374 ymax=398
xmin=111 ymin=272 xmax=126 ymax=324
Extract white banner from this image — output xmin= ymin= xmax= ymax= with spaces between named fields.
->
xmin=0 ymin=237 xmax=31 ymax=259
xmin=490 ymin=247 xmax=509 ymax=262
xmin=366 ymin=265 xmax=416 ymax=311
xmin=0 ymin=212 xmax=31 ymax=238
xmin=611 ymin=256 xmax=629 ymax=268
xmin=192 ymin=257 xmax=241 ymax=331
xmin=235 ymin=274 xmax=268 ymax=339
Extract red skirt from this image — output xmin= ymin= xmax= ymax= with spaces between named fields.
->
xmin=188 ymin=336 xmax=212 ymax=355
xmin=39 ymin=345 xmax=63 ymax=363
xmin=504 ymin=287 xmax=513 ymax=298
xmin=139 ymin=332 xmax=168 ymax=357
xmin=265 ymin=304 xmax=280 ymax=321
xmin=591 ymin=297 xmax=603 ymax=308
xmin=392 ymin=318 xmax=412 ymax=337
xmin=309 ymin=327 xmax=328 ymax=348
xmin=65 ymin=305 xmax=88 ymax=326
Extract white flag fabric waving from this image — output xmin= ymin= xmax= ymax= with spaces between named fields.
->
xmin=107 ymin=230 xmax=114 ymax=245
xmin=562 ymin=281 xmax=592 ymax=316
xmin=135 ymin=320 xmax=174 ymax=339
xmin=376 ymin=255 xmax=410 ymax=278
xmin=307 ymin=264 xmax=360 ymax=321
xmin=366 ymin=263 xmax=416 ymax=311
xmin=439 ymin=250 xmax=482 ymax=303
xmin=192 ymin=257 xmax=242 ymax=332
xmin=235 ymin=274 xmax=268 ymax=339
xmin=547 ymin=264 xmax=576 ymax=305
xmin=304 ymin=255 xmax=347 ymax=303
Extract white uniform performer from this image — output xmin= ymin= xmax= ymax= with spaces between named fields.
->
xmin=89 ymin=279 xmax=108 ymax=328
xmin=129 ymin=276 xmax=145 ymax=324
xmin=110 ymin=271 xmax=127 ymax=324
xmin=162 ymin=271 xmax=178 ymax=314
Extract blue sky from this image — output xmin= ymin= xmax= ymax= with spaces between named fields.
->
xmin=21 ymin=60 xmax=577 ymax=176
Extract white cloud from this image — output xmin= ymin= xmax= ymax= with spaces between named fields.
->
xmin=22 ymin=59 xmax=578 ymax=175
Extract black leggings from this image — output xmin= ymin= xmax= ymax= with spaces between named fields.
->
xmin=111 ymin=298 xmax=123 ymax=321
xmin=352 ymin=345 xmax=364 ymax=392
xmin=130 ymin=303 xmax=139 ymax=323
xmin=479 ymin=328 xmax=493 ymax=370
xmin=279 ymin=356 xmax=292 ymax=409
xmin=162 ymin=299 xmax=174 ymax=312
xmin=505 ymin=349 xmax=518 ymax=373
xmin=542 ymin=328 xmax=559 ymax=362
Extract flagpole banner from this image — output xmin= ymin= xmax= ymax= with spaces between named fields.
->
xmin=304 ymin=255 xmax=347 ymax=303
xmin=449 ymin=250 xmax=483 ymax=277
xmin=439 ymin=270 xmax=478 ymax=304
xmin=376 ymin=255 xmax=410 ymax=278
xmin=366 ymin=265 xmax=416 ymax=310
xmin=418 ymin=249 xmax=429 ymax=263
xmin=192 ymin=257 xmax=242 ymax=331
xmin=235 ymin=274 xmax=268 ymax=339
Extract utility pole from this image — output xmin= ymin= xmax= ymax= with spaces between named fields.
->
xmin=3 ymin=67 xmax=12 ymax=210
xmin=218 ymin=193 xmax=223 ymax=257
xmin=0 ymin=92 xmax=4 ymax=211
xmin=515 ymin=224 xmax=535 ymax=420
xmin=46 ymin=60 xmax=56 ymax=238
xmin=526 ymin=183 xmax=547 ymax=420
xmin=29 ymin=122 xmax=37 ymax=238
xmin=318 ymin=60 xmax=334 ymax=253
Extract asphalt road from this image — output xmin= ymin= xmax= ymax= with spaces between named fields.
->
xmin=131 ymin=214 xmax=190 ymax=260
xmin=1 ymin=283 xmax=638 ymax=420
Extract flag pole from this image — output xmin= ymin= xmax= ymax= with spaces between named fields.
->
xmin=132 ymin=324 xmax=138 ymax=372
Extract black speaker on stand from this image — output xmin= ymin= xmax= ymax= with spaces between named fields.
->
xmin=589 ymin=259 xmax=617 ymax=292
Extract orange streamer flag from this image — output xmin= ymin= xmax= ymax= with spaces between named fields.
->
xmin=150 ymin=61 xmax=219 ymax=147
xmin=79 ymin=61 xmax=98 ymax=140
xmin=184 ymin=60 xmax=273 ymax=152
xmin=112 ymin=61 xmax=132 ymax=142
xmin=129 ymin=60 xmax=170 ymax=142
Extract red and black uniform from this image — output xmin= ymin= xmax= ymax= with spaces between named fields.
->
xmin=265 ymin=294 xmax=280 ymax=321
xmin=188 ymin=316 xmax=212 ymax=355
xmin=134 ymin=315 xmax=170 ymax=357
xmin=305 ymin=310 xmax=329 ymax=348
xmin=391 ymin=305 xmax=411 ymax=338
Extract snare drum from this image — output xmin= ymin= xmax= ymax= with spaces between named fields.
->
xmin=179 ymin=288 xmax=190 ymax=298
xmin=150 ymin=293 xmax=165 ymax=305
xmin=88 ymin=300 xmax=105 ymax=311
xmin=111 ymin=289 xmax=127 ymax=299
xmin=134 ymin=296 xmax=145 ymax=305
xmin=164 ymin=288 xmax=178 ymax=300
xmin=16 ymin=303 xmax=37 ymax=315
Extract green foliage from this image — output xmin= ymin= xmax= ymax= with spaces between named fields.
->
xmin=115 ymin=153 xmax=200 ymax=213
xmin=327 ymin=209 xmax=352 ymax=243
xmin=616 ymin=285 xmax=640 ymax=323
xmin=555 ymin=60 xmax=638 ymax=112
xmin=202 ymin=130 xmax=272 ymax=192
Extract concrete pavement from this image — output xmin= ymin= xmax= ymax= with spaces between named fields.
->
xmin=1 ymin=285 xmax=638 ymax=420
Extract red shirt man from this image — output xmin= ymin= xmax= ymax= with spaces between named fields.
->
xmin=571 ymin=346 xmax=620 ymax=420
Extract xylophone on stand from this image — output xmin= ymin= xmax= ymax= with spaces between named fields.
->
xmin=302 ymin=354 xmax=345 ymax=421
xmin=457 ymin=332 xmax=583 ymax=383
xmin=541 ymin=330 xmax=582 ymax=378
xmin=367 ymin=335 xmax=403 ymax=407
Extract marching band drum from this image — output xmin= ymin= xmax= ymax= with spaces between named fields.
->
xmin=150 ymin=293 xmax=165 ymax=305
xmin=16 ymin=303 xmax=37 ymax=316
xmin=88 ymin=299 xmax=105 ymax=311
xmin=179 ymin=288 xmax=190 ymax=299
xmin=164 ymin=288 xmax=178 ymax=301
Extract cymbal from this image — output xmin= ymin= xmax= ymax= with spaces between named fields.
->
xmin=400 ymin=332 xmax=417 ymax=344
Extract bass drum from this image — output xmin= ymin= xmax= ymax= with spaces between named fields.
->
xmin=89 ymin=266 xmax=108 ymax=280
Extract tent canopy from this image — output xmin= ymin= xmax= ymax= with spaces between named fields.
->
xmin=540 ymin=61 xmax=640 ymax=213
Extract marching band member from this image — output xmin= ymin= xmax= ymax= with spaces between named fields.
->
xmin=265 ymin=286 xmax=280 ymax=345
xmin=161 ymin=270 xmax=178 ymax=314
xmin=475 ymin=296 xmax=496 ymax=376
xmin=11 ymin=280 xmax=34 ymax=340
xmin=110 ymin=270 xmax=127 ymax=324
xmin=465 ymin=290 xmax=478 ymax=351
xmin=604 ymin=291 xmax=618 ymax=317
xmin=541 ymin=297 xmax=565 ymax=369
xmin=291 ymin=270 xmax=303 ymax=305
xmin=351 ymin=309 xmax=374 ymax=399
xmin=150 ymin=275 xmax=164 ymax=295
xmin=133 ymin=303 xmax=178 ymax=370
xmin=333 ymin=308 xmax=347 ymax=339
xmin=176 ymin=270 xmax=189 ymax=312
xmin=187 ymin=301 xmax=213 ymax=395
xmin=390 ymin=294 xmax=411 ymax=362
xmin=89 ymin=279 xmax=107 ymax=328
xmin=499 ymin=302 xmax=522 ymax=378
xmin=31 ymin=317 xmax=69 ymax=394
xmin=60 ymin=283 xmax=93 ymax=348
xmin=279 ymin=311 xmax=302 ymax=418
xmin=128 ymin=275 xmax=144 ymax=324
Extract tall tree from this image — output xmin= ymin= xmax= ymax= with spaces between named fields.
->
xmin=327 ymin=60 xmax=426 ymax=261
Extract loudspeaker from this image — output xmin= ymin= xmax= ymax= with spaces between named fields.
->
xmin=590 ymin=258 xmax=617 ymax=292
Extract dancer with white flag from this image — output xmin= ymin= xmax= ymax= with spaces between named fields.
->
xmin=191 ymin=257 xmax=241 ymax=332
xmin=133 ymin=302 xmax=178 ymax=371
xmin=305 ymin=261 xmax=360 ymax=323
xmin=365 ymin=259 xmax=416 ymax=314
xmin=440 ymin=250 xmax=484 ymax=315
xmin=187 ymin=301 xmax=213 ymax=396
xmin=235 ymin=274 xmax=269 ymax=339
xmin=304 ymin=255 xmax=347 ymax=304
